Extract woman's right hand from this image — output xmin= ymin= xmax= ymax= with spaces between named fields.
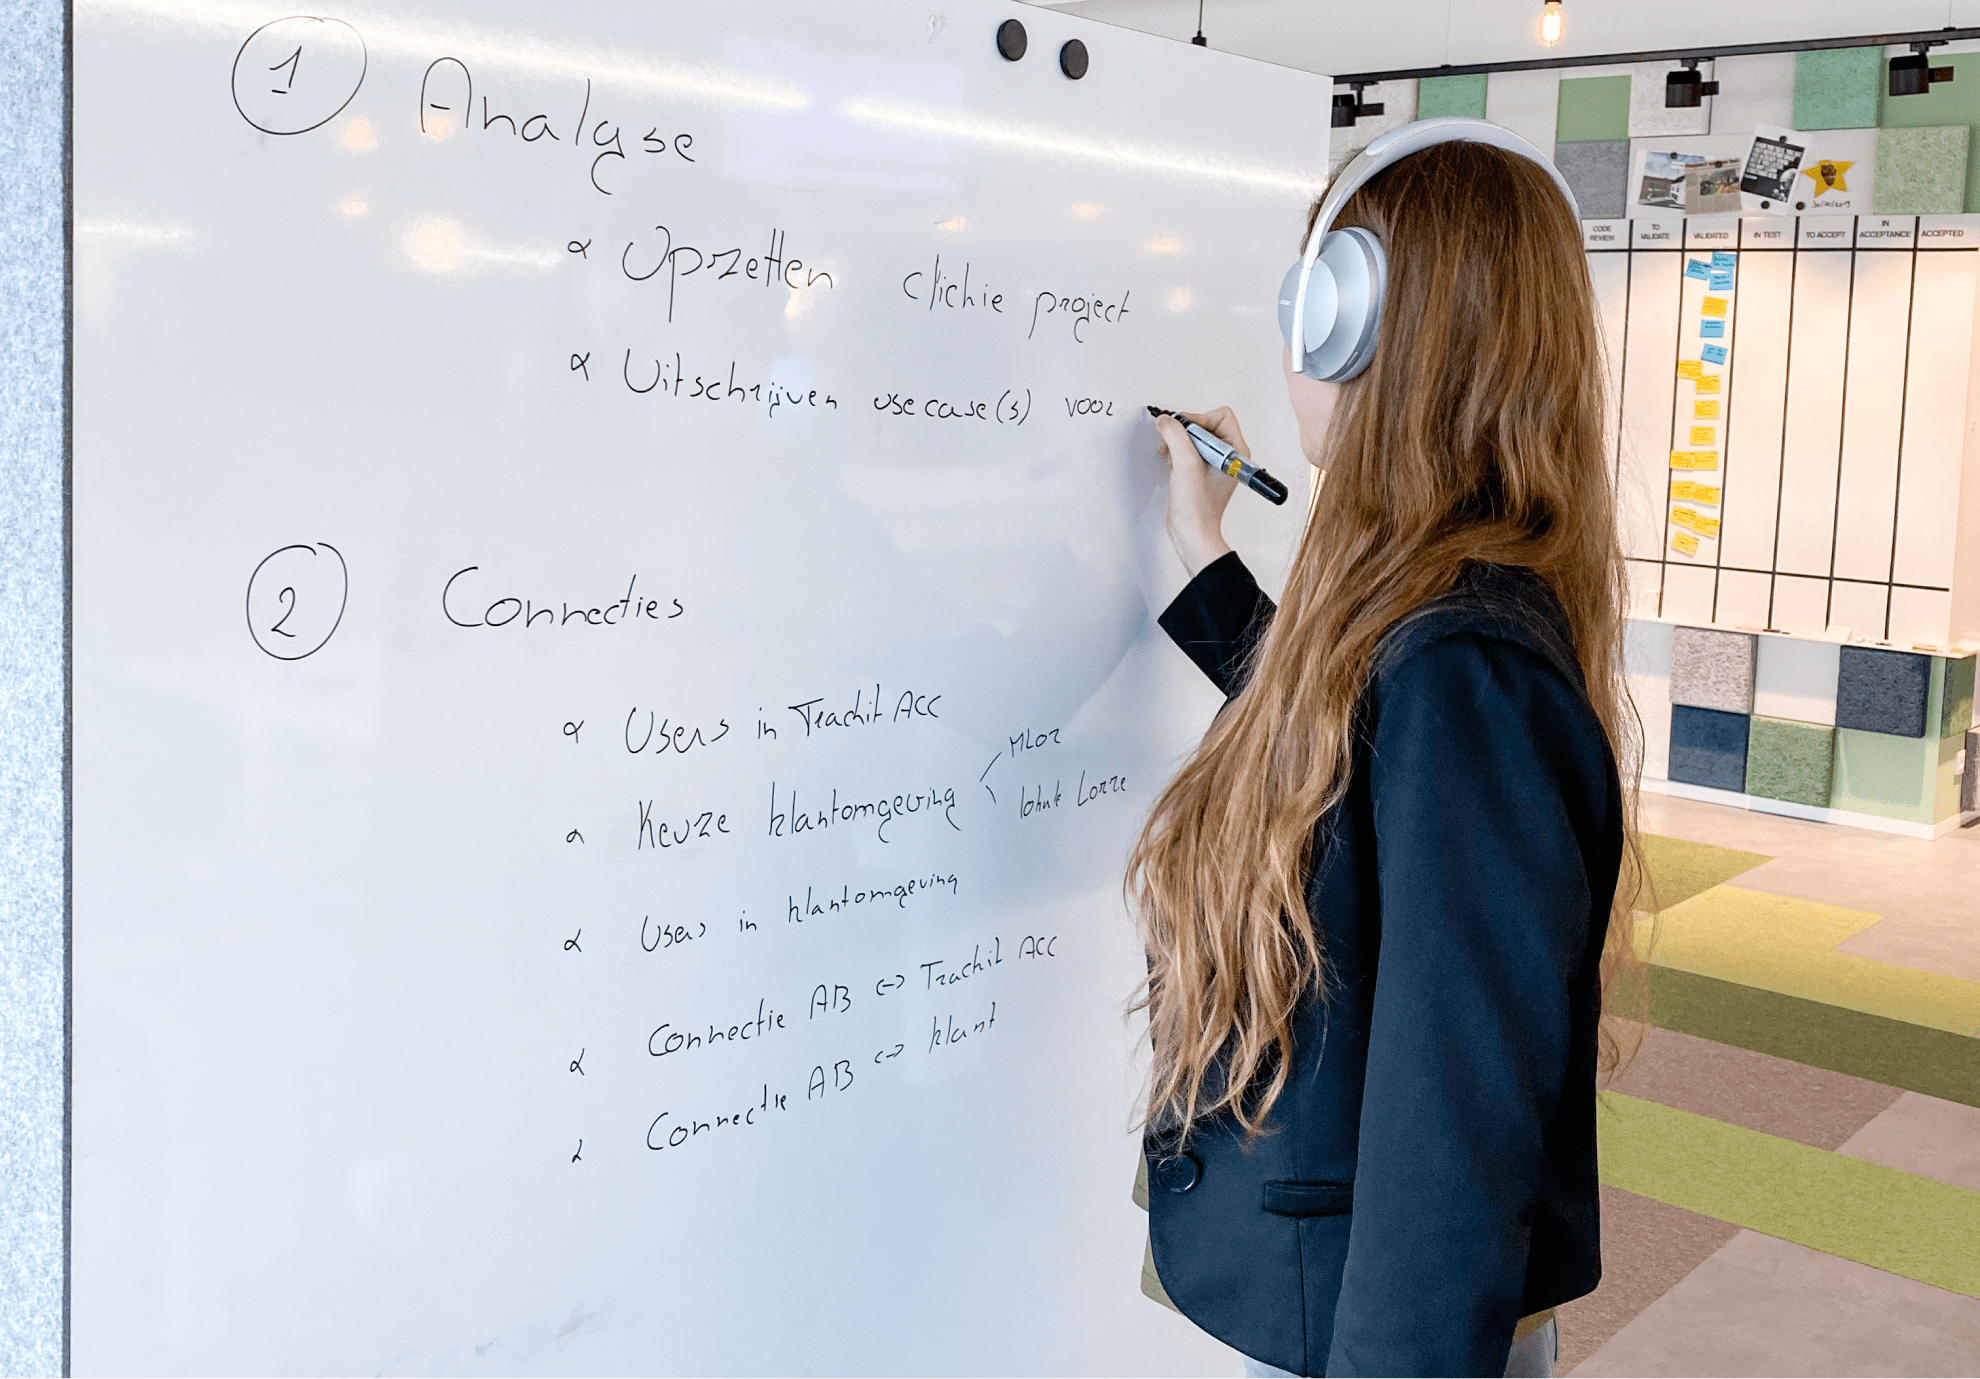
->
xmin=1155 ymin=407 xmax=1248 ymax=577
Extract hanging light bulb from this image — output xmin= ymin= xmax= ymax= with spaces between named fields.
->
xmin=1540 ymin=0 xmax=1563 ymax=46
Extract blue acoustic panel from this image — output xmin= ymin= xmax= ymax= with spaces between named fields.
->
xmin=1835 ymin=646 xmax=1931 ymax=738
xmin=1670 ymin=705 xmax=1751 ymax=791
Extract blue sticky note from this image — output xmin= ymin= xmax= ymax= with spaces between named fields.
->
xmin=1685 ymin=259 xmax=1711 ymax=281
xmin=1700 ymin=319 xmax=1725 ymax=338
xmin=1702 ymin=343 xmax=1727 ymax=364
xmin=1709 ymin=269 xmax=1735 ymax=290
xmin=1711 ymin=251 xmax=1736 ymax=269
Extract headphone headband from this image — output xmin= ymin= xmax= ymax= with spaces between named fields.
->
xmin=1286 ymin=117 xmax=1581 ymax=379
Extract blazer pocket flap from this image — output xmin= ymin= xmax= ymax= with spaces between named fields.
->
xmin=1262 ymin=1179 xmax=1353 ymax=1217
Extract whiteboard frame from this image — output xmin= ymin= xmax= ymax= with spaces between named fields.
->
xmin=0 ymin=0 xmax=70 ymax=1374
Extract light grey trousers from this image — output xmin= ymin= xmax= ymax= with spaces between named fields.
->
xmin=1240 ymin=1316 xmax=1558 ymax=1378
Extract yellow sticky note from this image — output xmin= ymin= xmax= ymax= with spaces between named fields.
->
xmin=1702 ymin=297 xmax=1728 ymax=317
xmin=1673 ymin=508 xmax=1722 ymax=539
xmin=1689 ymin=426 xmax=1715 ymax=445
xmin=1694 ymin=400 xmax=1720 ymax=420
xmin=1670 ymin=451 xmax=1720 ymax=471
xmin=1676 ymin=360 xmax=1704 ymax=379
xmin=1695 ymin=375 xmax=1722 ymax=395
xmin=1671 ymin=481 xmax=1722 ymax=505
xmin=1672 ymin=530 xmax=1700 ymax=556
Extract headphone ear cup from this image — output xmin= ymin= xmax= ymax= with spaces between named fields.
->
xmin=1307 ymin=227 xmax=1388 ymax=383
xmin=1276 ymin=256 xmax=1341 ymax=369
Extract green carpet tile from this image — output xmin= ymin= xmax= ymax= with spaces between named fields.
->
xmin=1649 ymin=965 xmax=1980 ymax=1108
xmin=1637 ymin=833 xmax=1772 ymax=912
xmin=1598 ymin=1091 xmax=1980 ymax=1299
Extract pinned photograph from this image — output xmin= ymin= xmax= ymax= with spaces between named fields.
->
xmin=1741 ymin=124 xmax=1806 ymax=212
xmin=1686 ymin=158 xmax=1742 ymax=214
xmin=1638 ymin=150 xmax=1701 ymax=211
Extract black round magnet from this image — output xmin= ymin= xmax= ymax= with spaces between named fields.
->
xmin=1059 ymin=38 xmax=1089 ymax=79
xmin=996 ymin=19 xmax=1027 ymax=61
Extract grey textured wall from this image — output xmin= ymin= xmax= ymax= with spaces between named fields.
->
xmin=0 ymin=0 xmax=68 ymax=1372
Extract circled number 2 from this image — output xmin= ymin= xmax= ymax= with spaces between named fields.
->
xmin=246 ymin=542 xmax=348 ymax=661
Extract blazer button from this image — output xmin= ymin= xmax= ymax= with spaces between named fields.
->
xmin=1153 ymin=1153 xmax=1201 ymax=1194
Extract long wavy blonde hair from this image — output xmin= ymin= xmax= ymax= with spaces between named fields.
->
xmin=1129 ymin=140 xmax=1644 ymax=1140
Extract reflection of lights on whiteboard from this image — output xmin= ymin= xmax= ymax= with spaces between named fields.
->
xmin=403 ymin=216 xmax=556 ymax=274
xmin=934 ymin=214 xmax=966 ymax=233
xmin=1071 ymin=202 xmax=1104 ymax=219
xmin=339 ymin=117 xmax=377 ymax=153
xmin=839 ymin=96 xmax=1323 ymax=194
xmin=77 ymin=218 xmax=194 ymax=246
xmin=338 ymin=197 xmax=368 ymax=218
xmin=79 ymin=0 xmax=810 ymax=110
xmin=784 ymin=291 xmax=811 ymax=321
xmin=1147 ymin=235 xmax=1183 ymax=254
xmin=1166 ymin=287 xmax=1193 ymax=312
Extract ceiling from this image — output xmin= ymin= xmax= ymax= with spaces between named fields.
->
xmin=1035 ymin=0 xmax=1980 ymax=78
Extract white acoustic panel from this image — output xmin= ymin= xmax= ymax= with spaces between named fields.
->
xmin=1484 ymin=67 xmax=1558 ymax=155
xmin=1754 ymin=632 xmax=1841 ymax=725
xmin=1624 ymin=618 xmax=1674 ymax=780
xmin=1628 ymin=60 xmax=1711 ymax=138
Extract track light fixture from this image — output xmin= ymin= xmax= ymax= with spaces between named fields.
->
xmin=1889 ymin=41 xmax=1954 ymax=97
xmin=1665 ymin=59 xmax=1719 ymax=108
xmin=1330 ymin=82 xmax=1385 ymax=128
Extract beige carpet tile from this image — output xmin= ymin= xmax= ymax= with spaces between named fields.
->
xmin=1572 ymin=1229 xmax=1980 ymax=1377
xmin=1556 ymin=1185 xmax=1740 ymax=1375
xmin=1837 ymin=1090 xmax=1980 ymax=1192
xmin=1605 ymin=1025 xmax=1903 ymax=1149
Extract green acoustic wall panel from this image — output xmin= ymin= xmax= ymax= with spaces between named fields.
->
xmin=1557 ymin=75 xmax=1630 ymax=142
xmin=1418 ymin=73 xmax=1488 ymax=119
xmin=1875 ymin=126 xmax=1970 ymax=214
xmin=1794 ymin=47 xmax=1883 ymax=131
xmin=1746 ymin=717 xmax=1835 ymax=809
xmin=1881 ymin=53 xmax=1980 ymax=213
xmin=1831 ymin=729 xmax=1965 ymax=825
xmin=1941 ymin=655 xmax=1977 ymax=740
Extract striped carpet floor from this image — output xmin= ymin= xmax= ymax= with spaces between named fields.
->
xmin=1560 ymin=818 xmax=1980 ymax=1375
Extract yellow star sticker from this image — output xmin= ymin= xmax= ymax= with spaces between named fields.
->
xmin=1801 ymin=159 xmax=1853 ymax=195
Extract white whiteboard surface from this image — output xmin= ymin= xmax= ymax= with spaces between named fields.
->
xmin=72 ymin=2 xmax=1327 ymax=1372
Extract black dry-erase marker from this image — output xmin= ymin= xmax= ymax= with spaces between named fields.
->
xmin=1147 ymin=406 xmax=1288 ymax=506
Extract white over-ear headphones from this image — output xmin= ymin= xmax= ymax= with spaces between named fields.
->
xmin=1279 ymin=117 xmax=1581 ymax=381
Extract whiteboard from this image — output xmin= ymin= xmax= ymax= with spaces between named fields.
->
xmin=72 ymin=1 xmax=1328 ymax=1373
xmin=1585 ymin=212 xmax=1980 ymax=647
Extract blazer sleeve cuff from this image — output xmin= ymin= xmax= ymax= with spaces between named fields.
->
xmin=1157 ymin=551 xmax=1276 ymax=696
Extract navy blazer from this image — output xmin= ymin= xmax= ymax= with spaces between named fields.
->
xmin=1145 ymin=553 xmax=1622 ymax=1377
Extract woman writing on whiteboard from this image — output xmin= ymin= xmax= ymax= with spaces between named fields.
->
xmin=1132 ymin=120 xmax=1636 ymax=1378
